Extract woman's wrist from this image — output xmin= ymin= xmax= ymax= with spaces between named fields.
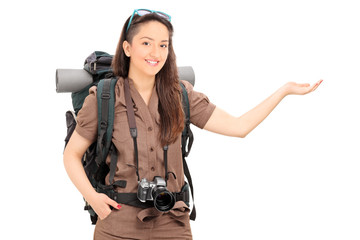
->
xmin=277 ymin=83 xmax=290 ymax=98
xmin=83 ymin=187 xmax=98 ymax=204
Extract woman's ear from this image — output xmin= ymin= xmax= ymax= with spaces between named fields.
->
xmin=123 ymin=40 xmax=131 ymax=57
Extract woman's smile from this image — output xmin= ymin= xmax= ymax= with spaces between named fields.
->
xmin=145 ymin=59 xmax=160 ymax=66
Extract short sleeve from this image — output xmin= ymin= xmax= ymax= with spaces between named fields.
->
xmin=181 ymin=80 xmax=216 ymax=129
xmin=75 ymin=88 xmax=98 ymax=142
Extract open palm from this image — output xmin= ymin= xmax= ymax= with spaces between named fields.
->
xmin=284 ymin=80 xmax=323 ymax=95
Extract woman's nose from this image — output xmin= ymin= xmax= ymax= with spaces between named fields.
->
xmin=149 ymin=45 xmax=160 ymax=58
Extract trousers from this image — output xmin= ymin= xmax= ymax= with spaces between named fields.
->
xmin=94 ymin=202 xmax=192 ymax=240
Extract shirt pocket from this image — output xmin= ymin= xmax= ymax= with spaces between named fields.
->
xmin=113 ymin=121 xmax=132 ymax=143
xmin=112 ymin=115 xmax=137 ymax=183
xmin=113 ymin=109 xmax=131 ymax=143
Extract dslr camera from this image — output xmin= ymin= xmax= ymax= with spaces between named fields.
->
xmin=137 ymin=176 xmax=176 ymax=212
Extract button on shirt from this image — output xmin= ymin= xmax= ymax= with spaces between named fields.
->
xmin=75 ymin=77 xmax=216 ymax=194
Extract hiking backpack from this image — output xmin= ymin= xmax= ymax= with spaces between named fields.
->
xmin=63 ymin=51 xmax=196 ymax=224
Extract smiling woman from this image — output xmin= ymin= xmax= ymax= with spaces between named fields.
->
xmin=64 ymin=9 xmax=196 ymax=240
xmin=111 ymin=11 xmax=185 ymax=148
xmin=63 ymin=7 xmax=322 ymax=240
xmin=123 ymin=22 xmax=170 ymax=86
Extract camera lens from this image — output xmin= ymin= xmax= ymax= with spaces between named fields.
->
xmin=153 ymin=188 xmax=175 ymax=212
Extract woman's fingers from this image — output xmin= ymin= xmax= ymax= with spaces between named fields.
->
xmin=311 ymin=79 xmax=323 ymax=92
xmin=89 ymin=193 xmax=122 ymax=220
xmin=288 ymin=80 xmax=323 ymax=95
xmin=105 ymin=195 xmax=122 ymax=210
xmin=299 ymin=83 xmax=311 ymax=87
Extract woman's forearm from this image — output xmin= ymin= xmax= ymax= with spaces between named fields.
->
xmin=237 ymin=87 xmax=287 ymax=137
xmin=63 ymin=131 xmax=98 ymax=202
xmin=203 ymin=87 xmax=287 ymax=138
xmin=63 ymin=131 xmax=121 ymax=219
xmin=63 ymin=153 xmax=97 ymax=202
xmin=201 ymin=81 xmax=321 ymax=138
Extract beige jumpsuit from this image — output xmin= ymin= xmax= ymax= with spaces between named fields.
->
xmin=76 ymin=77 xmax=216 ymax=239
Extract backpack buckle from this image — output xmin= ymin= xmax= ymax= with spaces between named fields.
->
xmin=101 ymin=93 xmax=110 ymax=99
xmin=90 ymin=62 xmax=97 ymax=71
xmin=100 ymin=121 xmax=107 ymax=129
xmin=130 ymin=128 xmax=137 ymax=138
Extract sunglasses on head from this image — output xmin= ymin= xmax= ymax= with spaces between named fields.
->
xmin=126 ymin=9 xmax=171 ymax=32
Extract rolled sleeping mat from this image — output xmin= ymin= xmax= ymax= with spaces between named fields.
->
xmin=178 ymin=66 xmax=195 ymax=87
xmin=56 ymin=66 xmax=195 ymax=93
xmin=56 ymin=69 xmax=93 ymax=93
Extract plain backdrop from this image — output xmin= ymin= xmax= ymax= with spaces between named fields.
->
xmin=1 ymin=0 xmax=359 ymax=239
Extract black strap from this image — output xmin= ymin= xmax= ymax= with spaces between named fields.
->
xmin=97 ymin=187 xmax=190 ymax=209
xmin=180 ymin=82 xmax=194 ymax=157
xmin=96 ymin=79 xmax=111 ymax=165
xmin=180 ymin=82 xmax=196 ymax=220
xmin=124 ymin=78 xmax=140 ymax=181
xmin=183 ymin=157 xmax=196 ymax=220
xmin=182 ymin=122 xmax=194 ymax=158
xmin=108 ymin=143 xmax=117 ymax=184
xmin=164 ymin=145 xmax=169 ymax=182
xmin=123 ymin=78 xmax=137 ymax=132
xmin=96 ymin=78 xmax=117 ymax=166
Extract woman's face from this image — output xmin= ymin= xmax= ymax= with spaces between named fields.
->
xmin=124 ymin=21 xmax=170 ymax=80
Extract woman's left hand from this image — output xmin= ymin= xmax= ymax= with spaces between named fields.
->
xmin=282 ymin=79 xmax=323 ymax=96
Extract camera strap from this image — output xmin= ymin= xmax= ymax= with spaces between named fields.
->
xmin=124 ymin=78 xmax=170 ymax=182
xmin=124 ymin=77 xmax=140 ymax=181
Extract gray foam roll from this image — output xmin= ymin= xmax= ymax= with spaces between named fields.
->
xmin=178 ymin=66 xmax=195 ymax=86
xmin=56 ymin=69 xmax=93 ymax=93
xmin=56 ymin=66 xmax=195 ymax=93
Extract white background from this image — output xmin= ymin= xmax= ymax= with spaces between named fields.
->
xmin=1 ymin=0 xmax=359 ymax=239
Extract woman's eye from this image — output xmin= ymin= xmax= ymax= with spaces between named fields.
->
xmin=143 ymin=42 xmax=150 ymax=46
xmin=160 ymin=44 xmax=168 ymax=48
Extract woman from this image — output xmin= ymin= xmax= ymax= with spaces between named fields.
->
xmin=63 ymin=9 xmax=322 ymax=240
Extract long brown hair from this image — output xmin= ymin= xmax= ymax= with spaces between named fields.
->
xmin=112 ymin=13 xmax=185 ymax=146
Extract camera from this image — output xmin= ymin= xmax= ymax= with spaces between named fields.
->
xmin=137 ymin=176 xmax=176 ymax=212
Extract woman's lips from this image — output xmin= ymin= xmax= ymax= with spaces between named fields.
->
xmin=145 ymin=59 xmax=159 ymax=66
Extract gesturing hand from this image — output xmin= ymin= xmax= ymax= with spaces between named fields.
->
xmin=283 ymin=79 xmax=323 ymax=96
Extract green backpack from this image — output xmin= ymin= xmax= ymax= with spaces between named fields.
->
xmin=64 ymin=51 xmax=196 ymax=224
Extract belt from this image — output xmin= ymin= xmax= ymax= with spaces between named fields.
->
xmin=96 ymin=183 xmax=190 ymax=209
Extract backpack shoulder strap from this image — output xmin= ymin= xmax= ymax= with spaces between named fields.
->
xmin=96 ymin=77 xmax=118 ymax=166
xmin=180 ymin=81 xmax=196 ymax=221
xmin=180 ymin=82 xmax=193 ymax=156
